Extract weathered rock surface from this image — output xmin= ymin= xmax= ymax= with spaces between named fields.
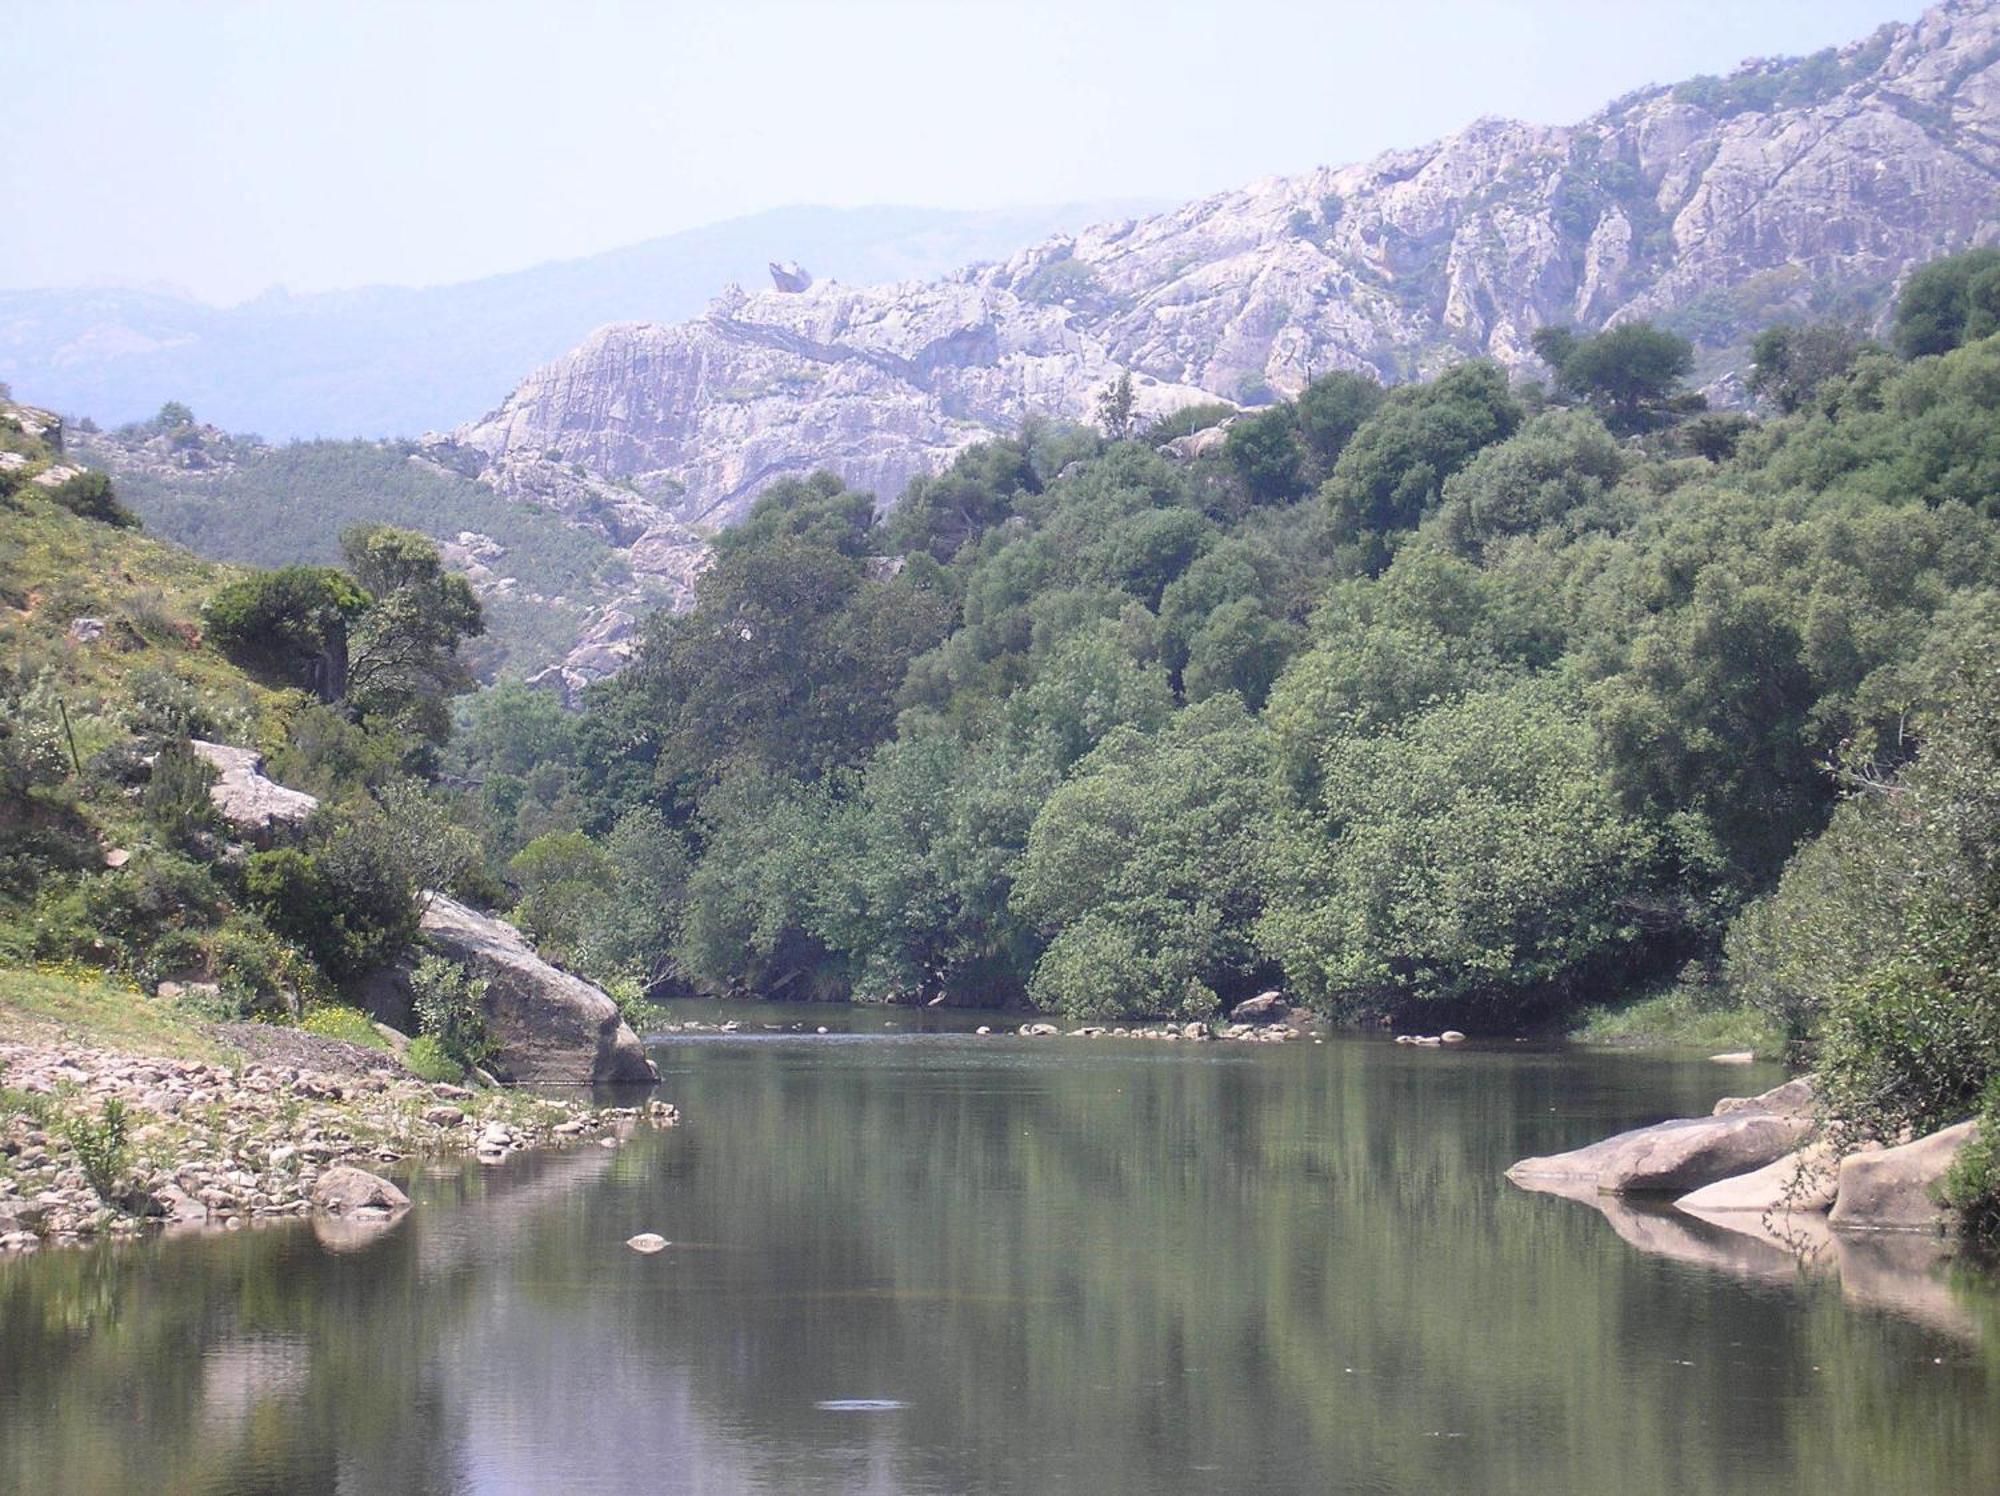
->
xmin=1674 ymin=1140 xmax=1842 ymax=1214
xmin=458 ymin=2 xmax=2000 ymax=540
xmin=1827 ymin=1120 xmax=1980 ymax=1233
xmin=1713 ymin=1076 xmax=1815 ymax=1119
xmin=414 ymin=895 xmax=658 ymax=1087
xmin=309 ymin=1165 xmax=410 ymax=1217
xmin=190 ymin=740 xmax=319 ymax=846
xmin=1508 ymin=1111 xmax=1812 ymax=1195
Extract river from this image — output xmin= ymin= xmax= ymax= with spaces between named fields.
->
xmin=2 ymin=1006 xmax=1996 ymax=1494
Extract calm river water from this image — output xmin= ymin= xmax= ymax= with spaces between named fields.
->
xmin=3 ymin=1008 xmax=1997 ymax=1495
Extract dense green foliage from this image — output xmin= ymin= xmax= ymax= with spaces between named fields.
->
xmin=1891 ymin=247 xmax=2000 ymax=360
xmin=435 ymin=260 xmax=2000 ymax=1120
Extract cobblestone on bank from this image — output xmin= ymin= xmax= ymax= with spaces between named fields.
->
xmin=0 ymin=1039 xmax=678 ymax=1252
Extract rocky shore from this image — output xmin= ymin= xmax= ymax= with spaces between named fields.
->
xmin=1507 ymin=1075 xmax=1978 ymax=1236
xmin=0 ymin=1035 xmax=677 ymax=1253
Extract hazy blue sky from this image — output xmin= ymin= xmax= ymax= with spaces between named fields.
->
xmin=1 ymin=0 xmax=1928 ymax=304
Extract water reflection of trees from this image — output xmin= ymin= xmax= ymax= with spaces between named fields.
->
xmin=2 ymin=1041 xmax=1997 ymax=1494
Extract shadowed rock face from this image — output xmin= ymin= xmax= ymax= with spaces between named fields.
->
xmin=458 ymin=2 xmax=2000 ymax=537
xmin=414 ymin=896 xmax=658 ymax=1088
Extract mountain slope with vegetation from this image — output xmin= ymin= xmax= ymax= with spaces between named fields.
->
xmin=69 ymin=409 xmax=686 ymax=684
xmin=459 ymin=1 xmax=2000 ymax=538
xmin=0 ymin=393 xmax=547 ymax=1086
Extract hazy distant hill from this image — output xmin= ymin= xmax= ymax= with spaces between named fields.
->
xmin=0 ymin=202 xmax=1161 ymax=440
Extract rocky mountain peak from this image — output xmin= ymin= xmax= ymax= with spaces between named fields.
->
xmin=449 ymin=0 xmax=2000 ymax=681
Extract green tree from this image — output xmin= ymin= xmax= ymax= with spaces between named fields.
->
xmin=1015 ymin=696 xmax=1273 ymax=1019
xmin=1434 ymin=409 xmax=1626 ymax=554
xmin=1892 ymin=247 xmax=2000 ymax=359
xmin=1322 ymin=361 xmax=1522 ymax=540
xmin=339 ymin=525 xmax=485 ymax=746
xmin=1748 ymin=321 xmax=1868 ymax=414
xmin=1224 ymin=405 xmax=1304 ymax=503
xmin=203 ymin=565 xmax=370 ymax=701
xmin=1546 ymin=321 xmax=1695 ymax=434
xmin=1258 ymin=677 xmax=1663 ymax=1020
xmin=1097 ymin=372 xmax=1137 ymax=442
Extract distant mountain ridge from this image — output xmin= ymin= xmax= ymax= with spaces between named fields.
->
xmin=0 ymin=202 xmax=1163 ymax=440
xmin=457 ymin=0 xmax=2000 ymax=541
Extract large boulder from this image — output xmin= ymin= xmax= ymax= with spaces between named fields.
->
xmin=415 ymin=895 xmax=658 ymax=1087
xmin=189 ymin=740 xmax=318 ymax=847
xmin=1228 ymin=991 xmax=1289 ymax=1025
xmin=1508 ymin=1112 xmax=1811 ymax=1195
xmin=1827 ymin=1120 xmax=1979 ymax=1234
xmin=310 ymin=1166 xmax=410 ymax=1216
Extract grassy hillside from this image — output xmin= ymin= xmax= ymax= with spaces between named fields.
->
xmin=0 ymin=401 xmax=503 ymax=1083
xmin=75 ymin=417 xmax=637 ymax=680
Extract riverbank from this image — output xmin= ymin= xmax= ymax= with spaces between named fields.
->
xmin=0 ymin=970 xmax=677 ymax=1252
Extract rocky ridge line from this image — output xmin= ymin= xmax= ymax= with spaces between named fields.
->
xmin=453 ymin=0 xmax=2000 ymax=589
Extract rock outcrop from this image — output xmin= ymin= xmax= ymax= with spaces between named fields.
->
xmin=1827 ymin=1120 xmax=1980 ymax=1232
xmin=1508 ymin=1111 xmax=1812 ymax=1195
xmin=1674 ymin=1139 xmax=1842 ymax=1214
xmin=457 ymin=2 xmax=2000 ymax=538
xmin=1228 ymin=991 xmax=1290 ymax=1024
xmin=190 ymin=740 xmax=318 ymax=847
xmin=410 ymin=895 xmax=658 ymax=1087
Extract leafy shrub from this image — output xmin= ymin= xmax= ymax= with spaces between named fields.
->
xmin=242 ymin=832 xmax=417 ymax=984
xmin=143 ymin=738 xmax=220 ymax=849
xmin=123 ymin=669 xmax=234 ymax=741
xmin=208 ymin=918 xmax=318 ymax=1011
xmin=1941 ymin=1078 xmax=2000 ymax=1246
xmin=33 ymin=851 xmax=225 ymax=971
xmin=63 ymin=1098 xmax=132 ymax=1203
xmin=48 ymin=471 xmax=139 ymax=529
xmin=409 ymin=953 xmax=491 ymax=1072
xmin=403 ymin=1035 xmax=463 ymax=1084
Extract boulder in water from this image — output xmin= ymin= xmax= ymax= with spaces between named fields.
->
xmin=1828 ymin=1121 xmax=1980 ymax=1233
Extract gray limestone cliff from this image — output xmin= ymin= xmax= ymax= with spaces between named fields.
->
xmin=455 ymin=0 xmax=2000 ymax=563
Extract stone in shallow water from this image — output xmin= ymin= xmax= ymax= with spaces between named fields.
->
xmin=1507 ymin=1112 xmax=1811 ymax=1195
xmin=310 ymin=1166 xmax=409 ymax=1217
